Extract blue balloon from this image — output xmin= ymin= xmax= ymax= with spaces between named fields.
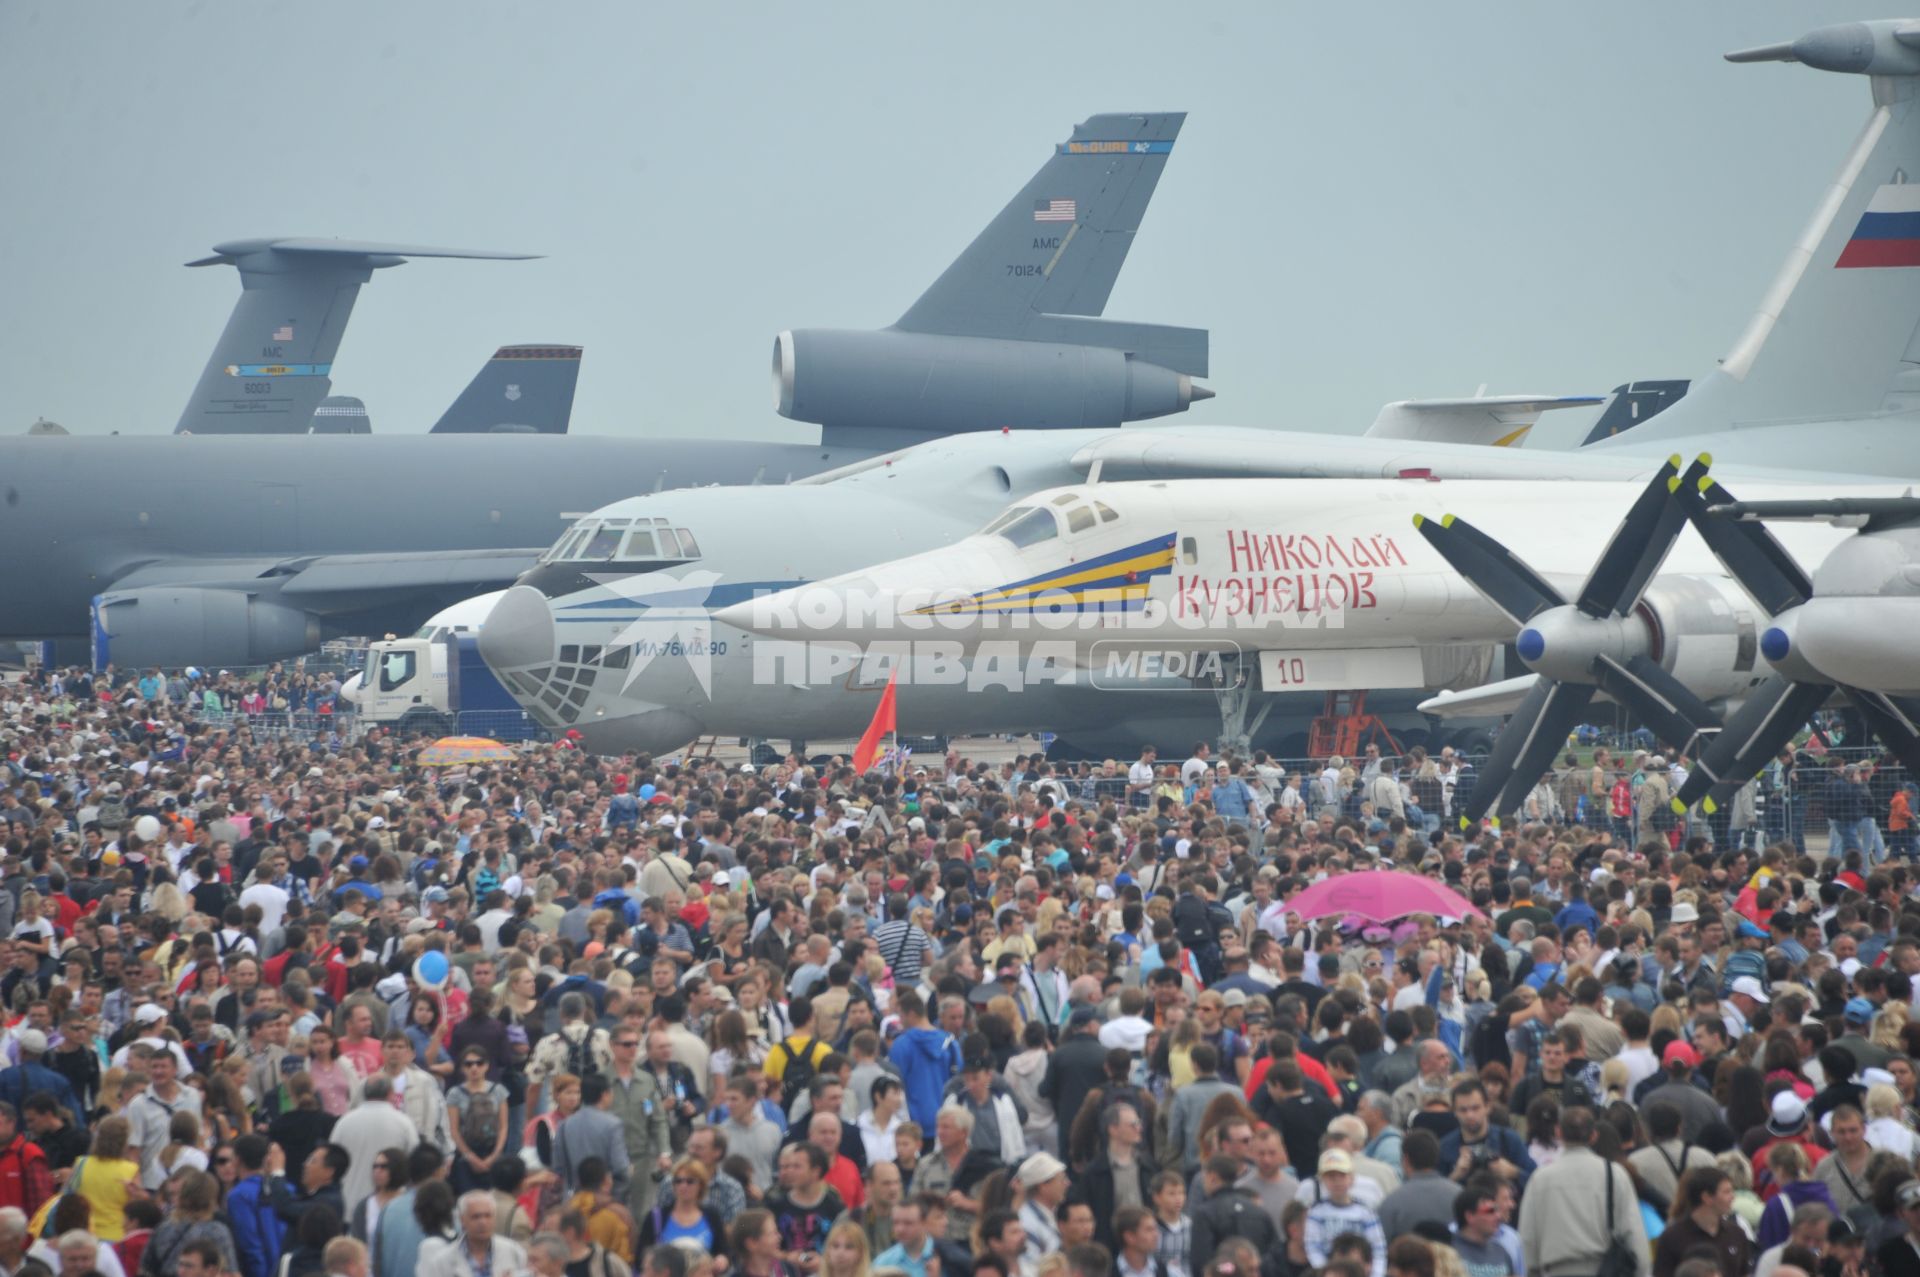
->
xmin=415 ymin=951 xmax=449 ymax=988
xmin=639 ymin=784 xmax=656 ymax=800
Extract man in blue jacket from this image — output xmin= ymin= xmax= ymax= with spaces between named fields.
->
xmin=225 ymin=1134 xmax=286 ymax=1277
xmin=1438 ymin=1079 xmax=1534 ymax=1196
xmin=887 ymin=988 xmax=961 ymax=1136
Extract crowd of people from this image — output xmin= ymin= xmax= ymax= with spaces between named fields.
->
xmin=3 ymin=664 xmax=1920 ymax=1277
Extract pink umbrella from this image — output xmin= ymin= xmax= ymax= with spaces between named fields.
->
xmin=1284 ymin=871 xmax=1483 ymax=924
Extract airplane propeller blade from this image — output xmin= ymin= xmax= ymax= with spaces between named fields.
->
xmin=1573 ymin=455 xmax=1688 ymax=618
xmin=1427 ymin=459 xmax=1719 ymax=823
xmin=1412 ymin=514 xmax=1564 ymax=629
xmin=1674 ymin=676 xmax=1830 ymax=809
xmin=1489 ymin=681 xmax=1598 ymax=819
xmin=1675 ymin=465 xmax=1814 ymax=615
xmin=1591 ymin=653 xmax=1719 ymax=754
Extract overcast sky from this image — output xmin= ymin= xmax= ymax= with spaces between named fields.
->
xmin=0 ymin=2 xmax=1879 ymax=441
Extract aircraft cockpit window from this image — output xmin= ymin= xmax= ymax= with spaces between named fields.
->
xmin=545 ymin=526 xmax=588 ymax=563
xmin=999 ymin=507 xmax=1060 ymax=549
xmin=979 ymin=507 xmax=1030 ymax=537
xmin=1065 ymin=505 xmax=1095 ymax=534
xmin=620 ymin=528 xmax=657 ymax=559
xmin=581 ymin=524 xmax=624 ymax=561
xmin=1049 ymin=493 xmax=1079 ymax=507
xmin=675 ymin=529 xmax=702 ymax=558
xmin=657 ymin=529 xmax=684 ymax=556
xmin=1095 ymin=502 xmax=1119 ymax=523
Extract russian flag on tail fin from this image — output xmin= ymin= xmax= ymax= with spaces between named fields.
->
xmin=1836 ymin=183 xmax=1920 ymax=267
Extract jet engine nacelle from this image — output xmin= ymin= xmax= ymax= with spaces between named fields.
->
xmin=91 ymin=587 xmax=323 ymax=671
xmin=773 ymin=328 xmax=1208 ymax=437
xmin=1637 ymin=576 xmax=1763 ymax=705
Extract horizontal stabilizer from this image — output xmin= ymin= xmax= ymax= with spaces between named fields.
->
xmin=177 ymin=238 xmax=539 ymax=436
xmin=431 ymin=346 xmax=582 ymax=434
xmin=1365 ymin=395 xmax=1603 ymax=446
xmin=1418 ymin=674 xmax=1539 ymax=720
xmin=1022 ymin=316 xmax=1207 ymax=378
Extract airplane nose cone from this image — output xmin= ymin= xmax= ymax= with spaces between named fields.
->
xmin=479 ymin=585 xmax=557 ymax=673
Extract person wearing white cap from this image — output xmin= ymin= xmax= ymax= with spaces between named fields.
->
xmin=1723 ymin=976 xmax=1772 ymax=1039
xmin=1303 ymin=1150 xmax=1386 ymax=1277
xmin=1015 ymin=1152 xmax=1068 ymax=1260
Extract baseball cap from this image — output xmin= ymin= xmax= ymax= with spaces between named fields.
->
xmin=1662 ymin=1040 xmax=1701 ymax=1069
xmin=1845 ymin=996 xmax=1876 ymax=1025
xmin=349 ymin=855 xmax=369 ymax=871
xmin=1318 ymin=1150 xmax=1353 ymax=1175
xmin=1730 ymin=976 xmax=1770 ymax=1004
xmin=1768 ymin=1092 xmax=1810 ymax=1137
xmin=1068 ymin=1007 xmax=1100 ymax=1029
xmin=1222 ymin=989 xmax=1248 ymax=1009
xmin=423 ymin=887 xmax=450 ymax=904
xmin=133 ymin=1004 xmax=166 ymax=1026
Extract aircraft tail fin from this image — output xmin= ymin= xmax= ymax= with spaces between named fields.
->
xmin=430 ymin=345 xmax=582 ymax=434
xmin=1620 ymin=23 xmax=1920 ymax=439
xmin=893 ymin=112 xmax=1185 ymax=338
xmin=175 ymin=239 xmax=538 ymax=435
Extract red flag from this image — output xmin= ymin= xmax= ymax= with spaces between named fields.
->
xmin=852 ymin=671 xmax=898 ymax=773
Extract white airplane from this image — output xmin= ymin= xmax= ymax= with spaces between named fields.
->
xmin=716 ymin=459 xmax=1919 ymax=816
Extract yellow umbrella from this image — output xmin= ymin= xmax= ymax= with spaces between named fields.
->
xmin=417 ymin=736 xmax=517 ymax=766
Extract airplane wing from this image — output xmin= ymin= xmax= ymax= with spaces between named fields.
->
xmin=1364 ymin=395 xmax=1605 ymax=446
xmin=91 ymin=548 xmax=545 ymax=667
xmin=1068 ymin=427 xmax=1660 ymax=482
xmin=1418 ymin=675 xmax=1540 ymax=719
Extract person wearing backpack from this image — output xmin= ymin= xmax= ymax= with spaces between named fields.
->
xmin=449 ymin=1047 xmax=510 ymax=1194
xmin=527 ymin=992 xmax=613 ymax=1102
xmin=763 ymin=996 xmax=835 ymax=1119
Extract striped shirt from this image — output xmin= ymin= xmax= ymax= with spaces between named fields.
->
xmin=1304 ymin=1199 xmax=1386 ymax=1277
xmin=873 ymin=920 xmax=932 ymax=984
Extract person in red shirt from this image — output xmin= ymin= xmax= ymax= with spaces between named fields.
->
xmin=808 ymin=1113 xmax=865 ymax=1211
xmin=0 ymin=1101 xmax=52 ymax=1217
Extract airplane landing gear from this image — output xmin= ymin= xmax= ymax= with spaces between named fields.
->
xmin=1209 ymin=653 xmax=1272 ymax=755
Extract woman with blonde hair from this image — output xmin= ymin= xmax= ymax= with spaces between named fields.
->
xmin=70 ymin=1115 xmax=144 ymax=1242
xmin=822 ymin=1219 xmax=872 ymax=1277
xmin=634 ymin=1156 xmax=731 ymax=1259
xmin=525 ymin=1072 xmax=582 ymax=1167
xmin=1597 ymin=1058 xmax=1631 ymax=1106
xmin=1755 ymin=1140 xmax=1836 ymax=1249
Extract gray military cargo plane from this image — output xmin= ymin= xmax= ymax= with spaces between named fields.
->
xmin=2 ymin=112 xmax=1206 ymax=668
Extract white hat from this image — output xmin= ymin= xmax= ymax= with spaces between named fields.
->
xmin=1730 ymin=976 xmax=1770 ymax=1004
xmin=1669 ymin=902 xmax=1699 ymax=924
xmin=711 ymin=869 xmax=732 ymax=887
xmin=1014 ymin=1152 xmax=1067 ymax=1189
xmin=1842 ymin=957 xmax=1864 ymax=980
xmin=133 ymin=1004 xmax=167 ymax=1026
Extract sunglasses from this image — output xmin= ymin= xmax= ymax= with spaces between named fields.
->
xmin=673 ymin=1176 xmax=701 ymax=1186
xmin=464 ymin=1060 xmax=488 ymax=1069
xmin=615 ymin=1040 xmax=640 ymax=1048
